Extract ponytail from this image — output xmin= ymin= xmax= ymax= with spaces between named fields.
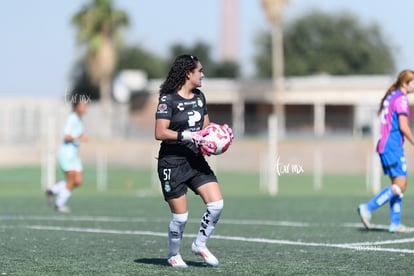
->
xmin=377 ymin=83 xmax=397 ymax=115
xmin=378 ymin=69 xmax=414 ymax=115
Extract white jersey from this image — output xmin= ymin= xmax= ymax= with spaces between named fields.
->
xmin=58 ymin=112 xmax=84 ymax=156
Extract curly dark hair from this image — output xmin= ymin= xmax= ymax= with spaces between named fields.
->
xmin=159 ymin=55 xmax=199 ymax=94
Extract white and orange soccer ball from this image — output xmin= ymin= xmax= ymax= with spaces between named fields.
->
xmin=203 ymin=123 xmax=232 ymax=155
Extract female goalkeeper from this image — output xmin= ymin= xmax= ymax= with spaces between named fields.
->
xmin=358 ymin=69 xmax=414 ymax=233
xmin=155 ymin=54 xmax=232 ymax=268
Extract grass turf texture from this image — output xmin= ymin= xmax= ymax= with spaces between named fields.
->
xmin=1 ymin=166 xmax=414 ymax=275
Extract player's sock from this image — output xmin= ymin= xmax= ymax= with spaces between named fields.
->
xmin=366 ymin=186 xmax=394 ymax=212
xmin=195 ymin=200 xmax=223 ymax=246
xmin=55 ymin=187 xmax=71 ymax=207
xmin=51 ymin=180 xmax=66 ymax=195
xmin=168 ymin=212 xmax=188 ymax=257
xmin=390 ymin=195 xmax=402 ymax=226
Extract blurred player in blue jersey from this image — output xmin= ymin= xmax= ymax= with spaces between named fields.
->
xmin=358 ymin=70 xmax=414 ymax=233
xmin=46 ymin=95 xmax=89 ymax=213
xmin=155 ymin=55 xmax=233 ymax=268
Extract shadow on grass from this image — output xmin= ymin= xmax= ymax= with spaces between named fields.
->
xmin=134 ymin=258 xmax=206 ymax=267
xmin=357 ymin=227 xmax=389 ymax=233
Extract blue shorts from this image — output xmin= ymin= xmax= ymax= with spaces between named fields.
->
xmin=379 ymin=150 xmax=407 ymax=177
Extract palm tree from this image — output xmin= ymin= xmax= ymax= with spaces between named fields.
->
xmin=72 ymin=0 xmax=129 ymax=136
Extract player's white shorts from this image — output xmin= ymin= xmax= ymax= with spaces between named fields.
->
xmin=57 ymin=147 xmax=83 ymax=172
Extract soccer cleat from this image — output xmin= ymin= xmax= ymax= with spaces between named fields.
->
xmin=191 ymin=241 xmax=219 ymax=266
xmin=389 ymin=224 xmax=407 ymax=233
xmin=55 ymin=205 xmax=71 ymax=213
xmin=167 ymin=254 xmax=188 ymax=268
xmin=45 ymin=190 xmax=55 ymax=206
xmin=357 ymin=204 xmax=372 ymax=229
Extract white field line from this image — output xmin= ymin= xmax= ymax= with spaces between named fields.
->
xmin=343 ymin=237 xmax=414 ymax=247
xmin=24 ymin=225 xmax=414 ymax=254
xmin=222 ymin=219 xmax=308 ymax=227
xmin=2 ymin=215 xmax=309 ymax=227
xmin=3 ymin=215 xmax=414 ymax=232
xmin=342 ymin=222 xmax=414 ymax=233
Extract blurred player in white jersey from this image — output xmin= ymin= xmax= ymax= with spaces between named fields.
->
xmin=46 ymin=95 xmax=89 ymax=213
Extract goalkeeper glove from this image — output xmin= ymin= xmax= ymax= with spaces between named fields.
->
xmin=178 ymin=128 xmax=209 ymax=147
xmin=223 ymin=124 xmax=234 ymax=142
xmin=200 ymin=140 xmax=216 ymax=156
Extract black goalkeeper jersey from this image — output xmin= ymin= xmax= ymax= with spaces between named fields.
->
xmin=155 ymin=89 xmax=208 ymax=157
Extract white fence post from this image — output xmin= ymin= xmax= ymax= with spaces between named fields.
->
xmin=371 ymin=117 xmax=381 ymax=194
xmin=96 ymin=150 xmax=108 ymax=191
xmin=41 ymin=117 xmax=56 ymax=191
xmin=268 ymin=114 xmax=278 ymax=196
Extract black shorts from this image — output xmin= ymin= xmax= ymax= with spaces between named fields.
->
xmin=157 ymin=155 xmax=217 ymax=201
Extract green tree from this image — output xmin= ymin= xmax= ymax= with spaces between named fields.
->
xmin=116 ymin=41 xmax=239 ymax=80
xmin=71 ymin=0 xmax=129 ymax=103
xmin=169 ymin=41 xmax=213 ymax=74
xmin=70 ymin=59 xmax=100 ymax=101
xmin=255 ymin=10 xmax=395 ymax=77
xmin=169 ymin=41 xmax=239 ymax=78
xmin=211 ymin=60 xmax=240 ymax=78
xmin=117 ymin=46 xmax=167 ymax=79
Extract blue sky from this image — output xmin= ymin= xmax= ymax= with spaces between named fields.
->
xmin=1 ymin=0 xmax=412 ymax=97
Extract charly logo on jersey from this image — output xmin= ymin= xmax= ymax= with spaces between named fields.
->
xmin=177 ymin=102 xmax=184 ymax=111
xmin=197 ymin=97 xmax=203 ymax=107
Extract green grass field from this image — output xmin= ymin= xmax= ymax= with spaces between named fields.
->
xmin=1 ymin=166 xmax=414 ymax=275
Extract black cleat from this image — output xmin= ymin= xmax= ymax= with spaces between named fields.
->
xmin=45 ymin=190 xmax=55 ymax=206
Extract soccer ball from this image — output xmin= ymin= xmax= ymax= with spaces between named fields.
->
xmin=203 ymin=123 xmax=232 ymax=155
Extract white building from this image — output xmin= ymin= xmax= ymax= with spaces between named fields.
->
xmin=144 ymin=74 xmax=395 ymax=138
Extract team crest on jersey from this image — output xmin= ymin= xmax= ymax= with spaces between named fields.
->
xmin=157 ymin=103 xmax=168 ymax=113
xmin=164 ymin=182 xmax=171 ymax=192
xmin=197 ymin=97 xmax=203 ymax=107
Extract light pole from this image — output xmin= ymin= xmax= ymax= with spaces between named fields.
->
xmin=261 ymin=0 xmax=288 ymax=136
xmin=261 ymin=0 xmax=288 ymax=196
